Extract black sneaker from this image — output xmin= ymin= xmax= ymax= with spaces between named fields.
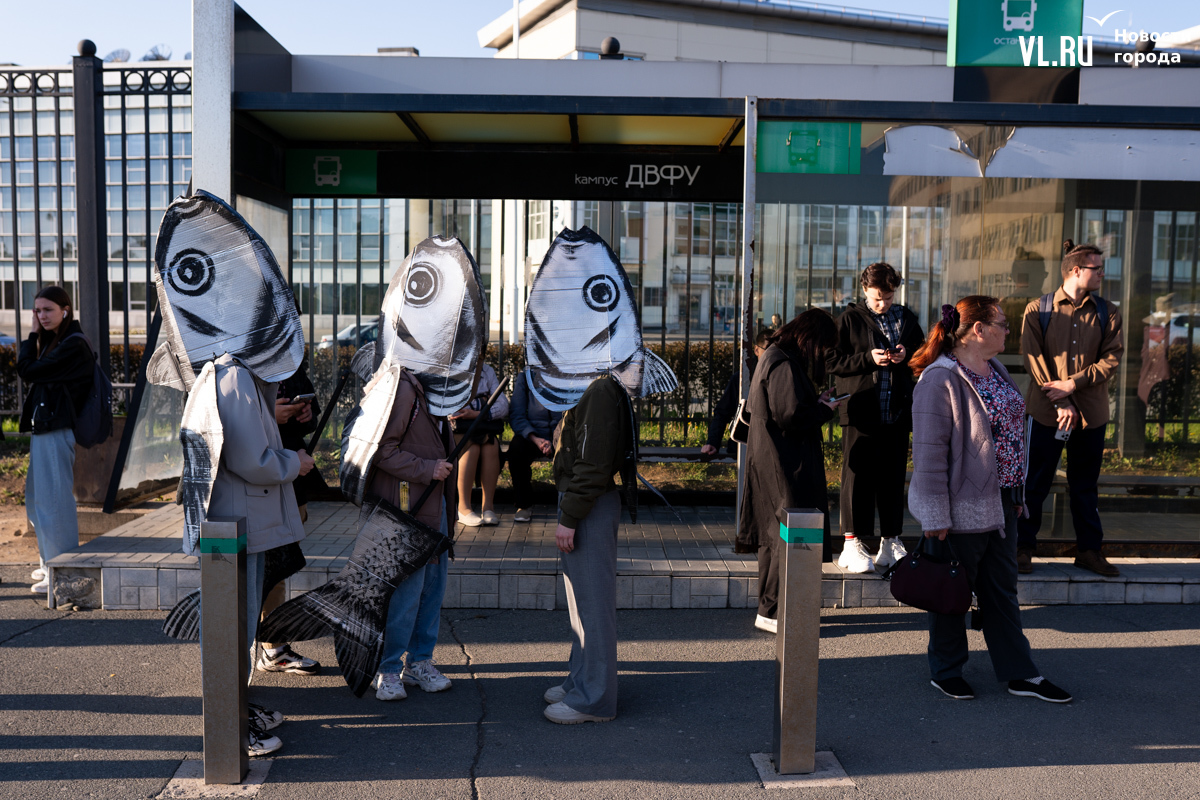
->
xmin=931 ymin=677 xmax=975 ymax=699
xmin=1008 ymin=678 xmax=1072 ymax=703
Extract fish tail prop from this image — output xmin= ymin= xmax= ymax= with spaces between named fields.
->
xmin=641 ymin=350 xmax=679 ymax=396
xmin=256 ymin=578 xmax=386 ymax=697
xmin=637 ymin=471 xmax=683 ymax=521
xmin=162 ymin=588 xmax=202 ymax=640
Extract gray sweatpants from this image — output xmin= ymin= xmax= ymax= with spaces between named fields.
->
xmin=560 ymin=489 xmax=621 ymax=718
xmin=927 ymin=487 xmax=1039 ymax=683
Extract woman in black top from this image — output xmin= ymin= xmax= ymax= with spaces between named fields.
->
xmin=16 ymin=286 xmax=94 ymax=595
xmin=735 ymin=309 xmax=844 ymax=634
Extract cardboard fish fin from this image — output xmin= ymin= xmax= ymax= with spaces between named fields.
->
xmin=639 ymin=349 xmax=679 ymax=397
xmin=146 ymin=340 xmax=188 ymax=391
xmin=350 ymin=343 xmax=377 ymax=382
xmin=178 ymin=362 xmax=223 ymax=555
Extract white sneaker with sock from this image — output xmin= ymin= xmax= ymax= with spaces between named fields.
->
xmin=837 ymin=537 xmax=875 ymax=573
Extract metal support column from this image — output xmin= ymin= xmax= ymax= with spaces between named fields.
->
xmin=72 ymin=41 xmax=110 ymax=372
xmin=736 ymin=97 xmax=757 ymax=527
xmin=773 ymin=509 xmax=824 ymax=775
xmin=199 ymin=516 xmax=248 ymax=785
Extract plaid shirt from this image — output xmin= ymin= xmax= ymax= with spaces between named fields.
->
xmin=867 ymin=304 xmax=904 ymax=424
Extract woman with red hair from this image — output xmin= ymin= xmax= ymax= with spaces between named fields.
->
xmin=908 ymin=296 xmax=1071 ymax=704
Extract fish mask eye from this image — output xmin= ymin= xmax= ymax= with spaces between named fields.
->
xmin=168 ymin=248 xmax=216 ymax=297
xmin=582 ymin=275 xmax=620 ymax=312
xmin=405 ymin=263 xmax=440 ymax=307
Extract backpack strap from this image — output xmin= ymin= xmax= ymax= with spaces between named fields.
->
xmin=1038 ymin=292 xmax=1055 ymax=339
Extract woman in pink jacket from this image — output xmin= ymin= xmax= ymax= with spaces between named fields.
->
xmin=908 ymin=296 xmax=1071 ymax=705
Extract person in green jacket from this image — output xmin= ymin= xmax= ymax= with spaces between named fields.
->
xmin=544 ymin=375 xmax=634 ymax=725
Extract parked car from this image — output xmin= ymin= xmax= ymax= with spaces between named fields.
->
xmin=0 ymin=332 xmax=15 ymax=347
xmin=316 ymin=321 xmax=379 ymax=350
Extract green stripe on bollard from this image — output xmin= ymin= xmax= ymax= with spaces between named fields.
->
xmin=779 ymin=523 xmax=822 ymax=544
xmin=199 ymin=535 xmax=247 ymax=554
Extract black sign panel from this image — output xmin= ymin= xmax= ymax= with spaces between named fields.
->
xmin=376 ymin=149 xmax=743 ymax=201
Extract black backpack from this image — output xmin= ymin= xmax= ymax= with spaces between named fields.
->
xmin=63 ymin=333 xmax=113 ymax=448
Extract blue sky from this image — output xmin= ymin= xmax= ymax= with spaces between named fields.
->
xmin=2 ymin=1 xmax=1196 ymax=66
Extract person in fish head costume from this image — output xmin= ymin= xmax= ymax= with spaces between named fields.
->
xmin=149 ymin=190 xmax=314 ymax=757
xmin=525 ymin=227 xmax=678 ymax=725
xmin=365 ymin=235 xmax=487 ymax=700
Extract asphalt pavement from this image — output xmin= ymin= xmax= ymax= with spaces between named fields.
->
xmin=2 ymin=564 xmax=1198 ymax=800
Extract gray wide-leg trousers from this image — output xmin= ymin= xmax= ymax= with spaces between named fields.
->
xmin=560 ymin=489 xmax=621 ymax=718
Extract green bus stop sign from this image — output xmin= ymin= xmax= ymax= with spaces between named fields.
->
xmin=286 ymin=150 xmax=378 ymax=195
xmin=948 ymin=0 xmax=1084 ymax=67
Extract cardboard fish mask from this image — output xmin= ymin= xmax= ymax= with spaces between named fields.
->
xmin=524 ymin=227 xmax=677 ymax=411
xmin=147 ymin=190 xmax=304 ymax=390
xmin=376 ymin=236 xmax=486 ymax=416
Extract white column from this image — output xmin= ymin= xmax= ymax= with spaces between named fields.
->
xmin=192 ymin=0 xmax=233 ymax=200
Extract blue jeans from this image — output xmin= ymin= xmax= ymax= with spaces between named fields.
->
xmin=27 ymin=428 xmax=79 ymax=565
xmin=379 ymin=504 xmax=449 ymax=673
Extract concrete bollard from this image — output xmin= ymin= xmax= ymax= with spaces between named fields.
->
xmin=772 ymin=509 xmax=824 ymax=775
xmin=199 ymin=516 xmax=248 ymax=785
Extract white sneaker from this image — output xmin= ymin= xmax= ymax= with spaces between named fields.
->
xmin=874 ymin=536 xmax=908 ymax=570
xmin=837 ymin=538 xmax=875 ymax=574
xmin=31 ymin=567 xmax=46 ymax=582
xmin=543 ymin=684 xmax=567 ymax=704
xmin=544 ymin=701 xmax=614 ymax=725
xmin=374 ymin=672 xmax=408 ymax=701
xmin=754 ymin=614 xmax=778 ymax=634
xmin=513 ymin=508 xmax=532 ymax=523
xmin=481 ymin=510 xmax=500 ymax=526
xmin=31 ymin=579 xmax=49 ymax=594
xmin=247 ymin=722 xmax=282 ymax=757
xmin=403 ymin=659 xmax=452 ymax=692
xmin=458 ymin=510 xmax=484 ymax=527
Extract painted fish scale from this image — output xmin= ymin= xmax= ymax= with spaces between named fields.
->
xmin=257 ymin=493 xmax=448 ymax=697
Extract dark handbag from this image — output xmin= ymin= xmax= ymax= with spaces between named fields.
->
xmin=728 ymin=397 xmax=750 ymax=444
xmin=883 ymin=536 xmax=971 ymax=615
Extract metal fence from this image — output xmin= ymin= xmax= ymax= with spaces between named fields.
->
xmin=0 ymin=60 xmax=191 ymax=415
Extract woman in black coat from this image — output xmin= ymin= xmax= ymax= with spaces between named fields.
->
xmin=735 ymin=308 xmax=842 ymax=634
xmin=17 ymin=286 xmax=95 ymax=594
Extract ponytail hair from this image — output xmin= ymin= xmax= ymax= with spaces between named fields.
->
xmin=909 ymin=295 xmax=1000 ymax=377
xmin=1060 ymin=239 xmax=1103 ymax=279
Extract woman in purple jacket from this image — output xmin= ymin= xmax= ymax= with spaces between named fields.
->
xmin=908 ymin=296 xmax=1072 ymax=704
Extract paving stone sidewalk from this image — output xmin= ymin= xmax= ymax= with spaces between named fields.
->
xmin=46 ymin=501 xmax=1200 ymax=612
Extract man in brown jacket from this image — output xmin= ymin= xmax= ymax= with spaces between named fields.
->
xmin=1018 ymin=241 xmax=1124 ymax=577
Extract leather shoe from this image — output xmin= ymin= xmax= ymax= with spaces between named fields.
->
xmin=1017 ymin=548 xmax=1034 ymax=574
xmin=1074 ymin=549 xmax=1120 ymax=577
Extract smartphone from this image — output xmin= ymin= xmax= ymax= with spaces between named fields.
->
xmin=1054 ymin=426 xmax=1071 ymax=442
xmin=289 ymin=393 xmax=316 ymax=403
xmin=831 ymin=392 xmax=852 ymax=403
